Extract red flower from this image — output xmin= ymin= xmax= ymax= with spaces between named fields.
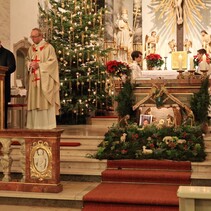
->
xmin=106 ymin=60 xmax=131 ymax=77
xmin=121 ymin=149 xmax=128 ymax=154
xmin=146 ymin=54 xmax=164 ymax=68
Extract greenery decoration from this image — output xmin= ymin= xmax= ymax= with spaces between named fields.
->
xmin=38 ymin=0 xmax=112 ymax=124
xmin=115 ymin=80 xmax=135 ymax=119
xmin=146 ymin=53 xmax=164 ymax=69
xmin=190 ymin=77 xmax=211 ymax=124
xmin=92 ymin=123 xmax=206 ymax=162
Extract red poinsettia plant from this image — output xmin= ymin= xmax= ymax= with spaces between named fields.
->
xmin=146 ymin=53 xmax=164 ymax=69
xmin=193 ymin=54 xmax=211 ymax=68
xmin=106 ymin=60 xmax=131 ymax=78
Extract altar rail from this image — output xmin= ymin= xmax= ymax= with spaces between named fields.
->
xmin=178 ymin=186 xmax=211 ymax=211
xmin=0 ymin=129 xmax=63 ymax=193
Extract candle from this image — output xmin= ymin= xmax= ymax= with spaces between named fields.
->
xmin=200 ymin=54 xmax=207 ymax=70
xmin=189 ymin=55 xmax=194 ymax=70
xmin=178 ymin=54 xmax=182 ymax=70
xmin=202 ymin=54 xmax=206 ymax=62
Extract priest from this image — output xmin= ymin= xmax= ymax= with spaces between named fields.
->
xmin=26 ymin=28 xmax=60 ymax=129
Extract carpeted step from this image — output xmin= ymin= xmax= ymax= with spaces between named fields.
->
xmin=107 ymin=159 xmax=191 ymax=171
xmin=102 ymin=169 xmax=191 ymax=185
xmin=83 ymin=183 xmax=179 ymax=211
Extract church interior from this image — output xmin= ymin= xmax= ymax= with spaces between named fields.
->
xmin=1 ymin=0 xmax=211 ymax=210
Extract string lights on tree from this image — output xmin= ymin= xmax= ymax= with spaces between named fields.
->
xmin=38 ymin=0 xmax=112 ymax=124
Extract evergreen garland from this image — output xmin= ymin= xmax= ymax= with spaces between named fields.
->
xmin=190 ymin=77 xmax=211 ymax=124
xmin=115 ymin=80 xmax=135 ymax=120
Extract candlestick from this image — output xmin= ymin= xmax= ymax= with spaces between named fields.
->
xmin=178 ymin=54 xmax=182 ymax=70
xmin=164 ymin=56 xmax=167 ymax=70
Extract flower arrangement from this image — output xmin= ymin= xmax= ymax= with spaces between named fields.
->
xmin=106 ymin=60 xmax=131 ymax=78
xmin=146 ymin=53 xmax=164 ymax=69
xmin=193 ymin=54 xmax=211 ymax=68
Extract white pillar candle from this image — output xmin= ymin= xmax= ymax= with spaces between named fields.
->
xmin=178 ymin=54 xmax=182 ymax=70
xmin=189 ymin=55 xmax=194 ymax=70
xmin=202 ymin=54 xmax=207 ymax=62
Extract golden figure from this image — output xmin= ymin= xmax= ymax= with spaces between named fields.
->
xmin=201 ymin=30 xmax=211 ymax=54
xmin=145 ymin=31 xmax=159 ymax=55
xmin=184 ymin=39 xmax=192 ymax=53
xmin=168 ymin=39 xmax=176 ymax=53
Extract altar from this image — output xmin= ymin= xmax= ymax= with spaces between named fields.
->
xmin=136 ymin=70 xmax=179 ymax=80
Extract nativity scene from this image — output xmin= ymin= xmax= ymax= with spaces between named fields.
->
xmin=0 ymin=0 xmax=211 ymax=210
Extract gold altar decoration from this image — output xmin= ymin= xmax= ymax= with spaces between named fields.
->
xmin=152 ymin=0 xmax=207 ymax=31
xmin=30 ymin=140 xmax=52 ymax=181
xmin=172 ymin=51 xmax=187 ymax=70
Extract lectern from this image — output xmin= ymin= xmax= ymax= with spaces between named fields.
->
xmin=0 ymin=66 xmax=8 ymax=129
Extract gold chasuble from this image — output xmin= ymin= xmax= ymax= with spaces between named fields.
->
xmin=26 ymin=40 xmax=60 ymax=129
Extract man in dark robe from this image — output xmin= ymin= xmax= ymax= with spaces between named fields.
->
xmin=0 ymin=41 xmax=16 ymax=128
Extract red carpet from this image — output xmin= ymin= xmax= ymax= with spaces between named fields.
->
xmin=83 ymin=160 xmax=191 ymax=211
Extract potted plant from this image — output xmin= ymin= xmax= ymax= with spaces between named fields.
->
xmin=146 ymin=53 xmax=164 ymax=70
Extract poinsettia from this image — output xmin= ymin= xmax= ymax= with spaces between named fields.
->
xmin=106 ymin=60 xmax=131 ymax=78
xmin=146 ymin=53 xmax=164 ymax=68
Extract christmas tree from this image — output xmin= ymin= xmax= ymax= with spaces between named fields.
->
xmin=38 ymin=0 xmax=111 ymax=124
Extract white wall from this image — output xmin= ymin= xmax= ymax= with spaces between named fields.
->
xmin=10 ymin=0 xmax=39 ymax=49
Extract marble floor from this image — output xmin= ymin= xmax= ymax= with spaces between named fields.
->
xmin=57 ymin=124 xmax=109 ymax=137
xmin=0 ymin=181 xmax=100 ymax=210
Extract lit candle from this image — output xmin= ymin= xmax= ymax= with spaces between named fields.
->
xmin=178 ymin=54 xmax=182 ymax=70
xmin=202 ymin=54 xmax=206 ymax=62
xmin=189 ymin=55 xmax=194 ymax=70
xmin=200 ymin=54 xmax=207 ymax=70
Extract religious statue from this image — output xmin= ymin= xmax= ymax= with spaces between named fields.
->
xmin=114 ymin=9 xmax=133 ymax=63
xmin=174 ymin=0 xmax=183 ymax=25
xmin=184 ymin=39 xmax=192 ymax=53
xmin=201 ymin=30 xmax=211 ymax=54
xmin=145 ymin=31 xmax=159 ymax=55
xmin=168 ymin=39 xmax=176 ymax=53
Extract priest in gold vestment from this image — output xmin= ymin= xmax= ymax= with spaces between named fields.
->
xmin=26 ymin=28 xmax=60 ymax=129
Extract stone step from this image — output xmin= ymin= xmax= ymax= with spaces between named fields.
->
xmin=60 ymin=156 xmax=107 ymax=170
xmin=191 ymin=161 xmax=211 ymax=173
xmin=0 ymin=181 xmax=98 ymax=210
xmin=61 ymin=135 xmax=104 ymax=146
xmin=91 ymin=116 xmax=118 ymax=126
xmin=60 ymin=147 xmax=98 ymax=157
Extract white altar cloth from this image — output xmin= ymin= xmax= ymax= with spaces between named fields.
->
xmin=137 ymin=70 xmax=178 ymax=80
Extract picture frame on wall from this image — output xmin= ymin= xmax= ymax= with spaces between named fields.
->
xmin=139 ymin=114 xmax=153 ymax=126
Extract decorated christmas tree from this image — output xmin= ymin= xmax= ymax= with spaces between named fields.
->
xmin=38 ymin=0 xmax=111 ymax=124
